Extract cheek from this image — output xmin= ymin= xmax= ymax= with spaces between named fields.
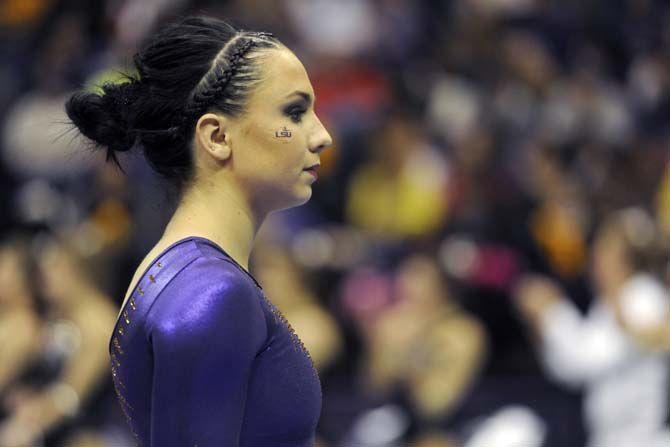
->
xmin=255 ymin=121 xmax=305 ymax=162
xmin=268 ymin=119 xmax=305 ymax=144
xmin=237 ymin=120 xmax=306 ymax=181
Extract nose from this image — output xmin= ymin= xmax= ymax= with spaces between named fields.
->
xmin=309 ymin=114 xmax=333 ymax=154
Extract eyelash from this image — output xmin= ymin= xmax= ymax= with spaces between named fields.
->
xmin=286 ymin=107 xmax=306 ymax=123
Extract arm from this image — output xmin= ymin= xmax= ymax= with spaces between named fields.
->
xmin=0 ymin=309 xmax=41 ymax=394
xmin=54 ymin=290 xmax=118 ymax=408
xmin=515 ymin=275 xmax=628 ymax=388
xmin=148 ymin=263 xmax=267 ymax=446
xmin=538 ymin=298 xmax=631 ymax=387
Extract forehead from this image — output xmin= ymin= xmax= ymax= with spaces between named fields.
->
xmin=251 ymin=47 xmax=314 ymax=101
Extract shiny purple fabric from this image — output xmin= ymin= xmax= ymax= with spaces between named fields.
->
xmin=109 ymin=237 xmax=322 ymax=446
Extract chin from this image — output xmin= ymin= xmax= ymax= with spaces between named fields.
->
xmin=273 ymin=188 xmax=312 ymax=212
xmin=293 ymin=189 xmax=313 ymax=207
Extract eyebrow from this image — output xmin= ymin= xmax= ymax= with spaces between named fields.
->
xmin=284 ymin=90 xmax=314 ymax=105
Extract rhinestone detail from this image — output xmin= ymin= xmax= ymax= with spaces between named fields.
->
xmin=110 ymin=355 xmax=137 ymax=440
xmin=110 ymin=262 xmax=162 ymax=446
xmin=112 ymin=336 xmax=124 ymax=355
xmin=259 ymin=291 xmax=320 ymax=385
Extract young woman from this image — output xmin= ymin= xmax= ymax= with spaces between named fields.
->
xmin=65 ymin=16 xmax=332 ymax=446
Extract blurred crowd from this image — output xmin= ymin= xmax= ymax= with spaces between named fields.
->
xmin=1 ymin=0 xmax=670 ymax=446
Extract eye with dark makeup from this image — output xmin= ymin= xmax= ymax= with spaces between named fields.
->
xmin=283 ymin=102 xmax=307 ymax=124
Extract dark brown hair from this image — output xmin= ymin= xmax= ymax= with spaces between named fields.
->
xmin=65 ymin=16 xmax=280 ymax=197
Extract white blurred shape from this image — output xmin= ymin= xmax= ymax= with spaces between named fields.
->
xmin=2 ymin=92 xmax=98 ymax=179
xmin=428 ymin=75 xmax=482 ymax=144
xmin=590 ymin=84 xmax=633 ymax=146
xmin=465 ymin=405 xmax=547 ymax=447
xmin=628 ymin=55 xmax=665 ymax=110
xmin=349 ymin=404 xmax=410 ymax=446
xmin=113 ymin=0 xmax=189 ymax=47
xmin=619 ymin=273 xmax=670 ymax=330
xmin=283 ymin=0 xmax=379 ymax=56
xmin=439 ymin=235 xmax=478 ymax=279
xmin=15 ymin=179 xmax=62 ymax=223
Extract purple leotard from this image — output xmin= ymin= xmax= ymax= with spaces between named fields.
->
xmin=109 ymin=236 xmax=321 ymax=446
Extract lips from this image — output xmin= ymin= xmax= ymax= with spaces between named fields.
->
xmin=303 ymin=164 xmax=319 ymax=179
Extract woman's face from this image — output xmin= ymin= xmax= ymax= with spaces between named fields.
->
xmin=222 ymin=46 xmax=332 ymax=214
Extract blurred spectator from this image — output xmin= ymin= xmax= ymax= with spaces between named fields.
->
xmin=526 ymin=145 xmax=589 ymax=279
xmin=0 ymin=234 xmax=42 ymax=397
xmin=343 ymin=253 xmax=487 ymax=445
xmin=364 ymin=254 xmax=487 ymax=418
xmin=2 ymin=10 xmax=101 ymax=181
xmin=515 ymin=207 xmax=670 ymax=447
xmin=251 ymin=239 xmax=344 ymax=372
xmin=0 ymin=233 xmax=120 ymax=447
xmin=346 ymin=113 xmax=450 ymax=241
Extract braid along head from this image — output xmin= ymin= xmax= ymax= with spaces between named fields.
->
xmin=183 ymin=37 xmax=261 ymax=127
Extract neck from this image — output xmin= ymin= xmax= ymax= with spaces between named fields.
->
xmin=162 ymin=178 xmax=265 ymax=271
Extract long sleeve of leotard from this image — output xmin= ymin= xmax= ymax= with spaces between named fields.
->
xmin=147 ymin=257 xmax=268 ymax=446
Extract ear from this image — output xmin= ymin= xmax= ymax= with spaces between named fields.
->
xmin=195 ymin=113 xmax=232 ymax=162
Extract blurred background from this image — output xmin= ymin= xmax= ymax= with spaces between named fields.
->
xmin=1 ymin=0 xmax=670 ymax=446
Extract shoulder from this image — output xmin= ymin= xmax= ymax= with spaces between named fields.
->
xmin=146 ymin=254 xmax=267 ymax=344
xmin=172 ymin=251 xmax=259 ymax=297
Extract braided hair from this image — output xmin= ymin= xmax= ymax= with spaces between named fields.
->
xmin=65 ymin=16 xmax=280 ymax=196
xmin=182 ymin=37 xmax=259 ymax=130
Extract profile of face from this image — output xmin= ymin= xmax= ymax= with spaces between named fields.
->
xmin=195 ymin=46 xmax=333 ymax=215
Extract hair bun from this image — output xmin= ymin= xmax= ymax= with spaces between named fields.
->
xmin=65 ymin=81 xmax=139 ymax=164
